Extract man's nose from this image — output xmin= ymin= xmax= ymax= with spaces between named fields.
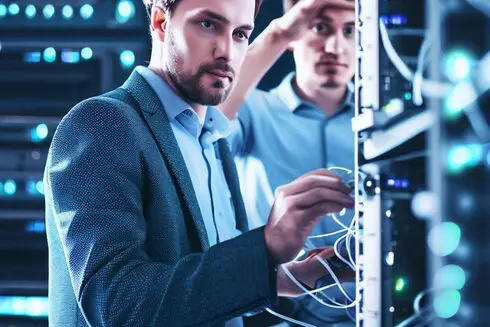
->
xmin=324 ymin=32 xmax=346 ymax=55
xmin=214 ymin=34 xmax=233 ymax=62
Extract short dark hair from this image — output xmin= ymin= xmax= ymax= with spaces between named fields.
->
xmin=143 ymin=0 xmax=263 ymax=18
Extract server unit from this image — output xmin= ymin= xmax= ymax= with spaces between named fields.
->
xmin=355 ymin=0 xmax=490 ymax=326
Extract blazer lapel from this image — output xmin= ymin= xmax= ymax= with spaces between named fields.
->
xmin=122 ymin=70 xmax=210 ymax=251
xmin=217 ymin=139 xmax=249 ymax=233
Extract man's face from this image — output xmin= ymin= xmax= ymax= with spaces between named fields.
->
xmin=292 ymin=6 xmax=355 ymax=88
xmin=161 ymin=0 xmax=255 ymax=105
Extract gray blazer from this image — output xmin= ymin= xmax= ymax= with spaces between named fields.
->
xmin=44 ymin=70 xmax=277 ymax=327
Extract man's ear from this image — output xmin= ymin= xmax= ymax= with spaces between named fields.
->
xmin=150 ymin=6 xmax=168 ymax=42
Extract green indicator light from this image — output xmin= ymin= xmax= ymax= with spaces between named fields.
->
xmin=395 ymin=277 xmax=406 ymax=293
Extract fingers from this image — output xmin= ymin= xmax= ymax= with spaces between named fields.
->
xmin=278 ymin=172 xmax=352 ymax=197
xmin=299 ymin=0 xmax=355 ymax=16
xmin=290 ymin=186 xmax=355 ymax=209
xmin=299 ymin=201 xmax=346 ymax=223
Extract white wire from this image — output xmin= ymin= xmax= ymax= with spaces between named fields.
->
xmin=379 ymin=19 xmax=452 ymax=98
xmin=379 ymin=19 xmax=414 ymax=81
xmin=330 ymin=212 xmax=352 ymax=232
xmin=281 ymin=264 xmax=359 ymax=309
xmin=413 ymin=36 xmax=432 ymax=106
xmin=345 ymin=218 xmax=356 ymax=267
xmin=308 ymin=227 xmax=350 ymax=239
xmin=327 ymin=166 xmax=353 ymax=174
xmin=306 ymin=282 xmax=337 ymax=295
xmin=315 ymin=255 xmax=354 ymax=302
xmin=265 ymin=308 xmax=317 ymax=327
xmin=333 ymin=234 xmax=356 ymax=271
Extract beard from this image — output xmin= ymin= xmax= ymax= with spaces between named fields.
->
xmin=165 ymin=31 xmax=233 ymax=106
xmin=319 ymin=68 xmax=344 ymax=88
xmin=321 ymin=80 xmax=343 ymax=88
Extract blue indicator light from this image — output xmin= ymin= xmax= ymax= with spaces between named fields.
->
xmin=80 ymin=4 xmax=94 ymax=20
xmin=61 ymin=50 xmax=81 ymax=64
xmin=43 ymin=4 xmax=55 ymax=19
xmin=81 ymin=47 xmax=93 ymax=60
xmin=24 ymin=52 xmax=42 ymax=63
xmin=31 ymin=123 xmax=49 ymax=142
xmin=0 ymin=296 xmax=49 ymax=317
xmin=120 ymin=50 xmax=136 ymax=69
xmin=4 ymin=180 xmax=17 ymax=196
xmin=116 ymin=0 xmax=135 ymax=23
xmin=8 ymin=3 xmax=20 ymax=16
xmin=62 ymin=5 xmax=74 ymax=19
xmin=26 ymin=221 xmax=46 ymax=234
xmin=25 ymin=5 xmax=36 ymax=19
xmin=0 ymin=5 xmax=7 ymax=18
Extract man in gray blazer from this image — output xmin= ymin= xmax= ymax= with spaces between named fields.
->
xmin=44 ymin=0 xmax=355 ymax=326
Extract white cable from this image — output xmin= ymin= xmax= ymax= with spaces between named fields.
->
xmin=330 ymin=212 xmax=352 ymax=232
xmin=379 ymin=19 xmax=452 ymax=98
xmin=345 ymin=220 xmax=356 ymax=267
xmin=265 ymin=308 xmax=317 ymax=327
xmin=413 ymin=289 xmax=431 ymax=313
xmin=281 ymin=265 xmax=359 ymax=309
xmin=327 ymin=166 xmax=353 ymax=174
xmin=413 ymin=36 xmax=432 ymax=106
xmin=315 ymin=255 xmax=354 ymax=302
xmin=333 ymin=234 xmax=356 ymax=271
xmin=306 ymin=282 xmax=337 ymax=295
xmin=379 ymin=19 xmax=414 ymax=81
xmin=308 ymin=227 xmax=350 ymax=239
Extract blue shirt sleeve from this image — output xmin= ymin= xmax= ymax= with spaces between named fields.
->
xmin=227 ymin=89 xmax=269 ymax=157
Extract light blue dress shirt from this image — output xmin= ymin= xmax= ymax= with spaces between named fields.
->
xmin=228 ymin=72 xmax=355 ymax=325
xmin=136 ymin=66 xmax=243 ymax=327
xmin=229 ymin=72 xmax=355 ymax=246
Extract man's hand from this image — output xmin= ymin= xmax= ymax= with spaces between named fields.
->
xmin=264 ymin=169 xmax=354 ymax=265
xmin=277 ymin=247 xmax=355 ymax=297
xmin=272 ymin=0 xmax=355 ymax=45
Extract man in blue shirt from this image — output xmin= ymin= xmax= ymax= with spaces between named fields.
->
xmin=221 ymin=0 xmax=356 ymax=325
xmin=44 ymin=0 xmax=355 ymax=326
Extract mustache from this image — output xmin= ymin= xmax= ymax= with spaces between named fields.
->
xmin=200 ymin=62 xmax=235 ymax=79
xmin=319 ymin=53 xmax=339 ymax=62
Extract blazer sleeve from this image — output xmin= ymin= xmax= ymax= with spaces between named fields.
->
xmin=45 ymin=97 xmax=278 ymax=327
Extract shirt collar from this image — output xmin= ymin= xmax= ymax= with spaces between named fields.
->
xmin=275 ymin=72 xmax=354 ymax=115
xmin=136 ymin=66 xmax=230 ymax=141
xmin=200 ymin=106 xmax=232 ymax=146
xmin=136 ymin=66 xmax=205 ymax=138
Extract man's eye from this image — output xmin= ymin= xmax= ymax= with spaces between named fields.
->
xmin=344 ymin=26 xmax=354 ymax=36
xmin=200 ymin=21 xmax=215 ymax=29
xmin=313 ymin=23 xmax=326 ymax=32
xmin=235 ymin=31 xmax=248 ymax=41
